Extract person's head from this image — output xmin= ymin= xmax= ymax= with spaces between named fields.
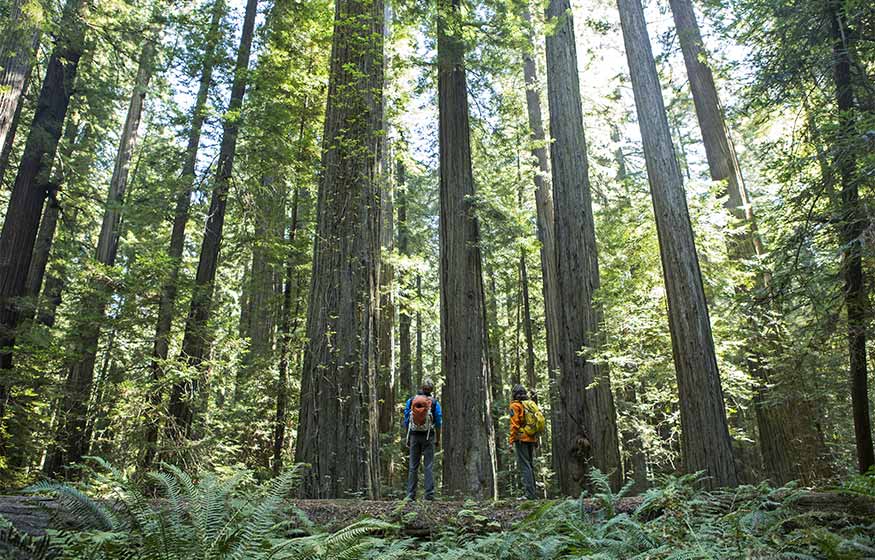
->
xmin=512 ymin=384 xmax=527 ymax=401
xmin=421 ymin=378 xmax=435 ymax=395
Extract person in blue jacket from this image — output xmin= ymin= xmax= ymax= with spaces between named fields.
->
xmin=403 ymin=378 xmax=442 ymax=500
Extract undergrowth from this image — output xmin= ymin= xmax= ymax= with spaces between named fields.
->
xmin=2 ymin=461 xmax=874 ymax=559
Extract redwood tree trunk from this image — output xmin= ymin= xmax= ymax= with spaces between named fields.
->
xmin=377 ymin=145 xmax=395 ymax=436
xmin=415 ymin=274 xmax=423 ymax=386
xmin=617 ymin=0 xmax=737 ymax=488
xmin=23 ymin=112 xmax=81 ymax=307
xmin=167 ymin=0 xmax=259 ymax=441
xmin=273 ymin=188 xmax=302 ymax=474
xmin=437 ymin=0 xmax=497 ymax=499
xmin=0 ymin=0 xmax=41 ymax=183
xmin=829 ymin=0 xmax=874 ymax=474
xmin=520 ymin=0 xmax=563 ymax=484
xmin=45 ymin=31 xmax=158 ymax=475
xmin=235 ymin=174 xmax=281 ymax=404
xmin=142 ymin=0 xmax=224 ymax=467
xmin=397 ymin=158 xmax=413 ymax=398
xmin=667 ymin=0 xmax=789 ymax=484
xmin=520 ymin=251 xmax=536 ymax=393
xmin=0 ymin=0 xmax=87 ymax=428
xmin=545 ymin=0 xmax=622 ymax=493
xmin=294 ymin=0 xmax=384 ymax=498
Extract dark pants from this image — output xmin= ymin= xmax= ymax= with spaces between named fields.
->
xmin=407 ymin=431 xmax=435 ymax=499
xmin=515 ymin=441 xmax=537 ymax=499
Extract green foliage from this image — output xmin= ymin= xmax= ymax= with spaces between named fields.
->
xmin=27 ymin=458 xmax=306 ymax=559
xmin=842 ymin=467 xmax=875 ymax=497
xmin=11 ymin=462 xmax=875 ymax=560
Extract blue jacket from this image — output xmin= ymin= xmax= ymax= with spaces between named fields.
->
xmin=403 ymin=392 xmax=442 ymax=429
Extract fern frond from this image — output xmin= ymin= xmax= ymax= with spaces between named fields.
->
xmin=25 ymin=481 xmax=118 ymax=531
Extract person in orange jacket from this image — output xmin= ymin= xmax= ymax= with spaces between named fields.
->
xmin=509 ymin=384 xmax=538 ymax=499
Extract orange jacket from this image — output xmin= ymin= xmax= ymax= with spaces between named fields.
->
xmin=509 ymin=400 xmax=538 ymax=444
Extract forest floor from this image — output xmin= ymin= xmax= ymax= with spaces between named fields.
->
xmin=3 ymin=491 xmax=873 ymax=536
xmin=0 ymin=495 xmax=644 ymax=536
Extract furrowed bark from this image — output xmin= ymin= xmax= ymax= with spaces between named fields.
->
xmin=437 ymin=0 xmax=497 ymax=499
xmin=617 ymin=0 xmax=737 ymax=488
xmin=545 ymin=0 xmax=622 ymax=492
xmin=0 ymin=0 xmax=87 ymax=429
xmin=668 ymin=0 xmax=795 ymax=483
xmin=519 ymin=0 xmax=563 ymax=485
xmin=397 ymin=158 xmax=413 ymax=398
xmin=0 ymin=0 xmax=41 ymax=184
xmin=828 ymin=0 xmax=874 ymax=474
xmin=294 ymin=0 xmax=384 ymax=498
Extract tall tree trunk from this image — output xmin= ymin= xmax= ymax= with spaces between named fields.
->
xmin=38 ymin=207 xmax=81 ymax=328
xmin=45 ymin=29 xmax=158 ymax=475
xmin=23 ymin=112 xmax=81 ymax=312
xmin=415 ymin=274 xmax=423 ymax=387
xmin=520 ymin=251 xmax=536 ymax=394
xmin=829 ymin=0 xmax=874 ymax=474
xmin=167 ymin=0 xmax=258 ymax=441
xmin=235 ymin=174 xmax=281 ymax=404
xmin=397 ymin=158 xmax=413 ymax=398
xmin=617 ymin=0 xmax=737 ymax=488
xmin=486 ymin=266 xmax=503 ymax=398
xmin=667 ymin=0 xmax=783 ymax=484
xmin=545 ymin=0 xmax=622 ymax=493
xmin=437 ymin=0 xmax=497 ymax=499
xmin=273 ymin=187 xmax=302 ymax=474
xmin=486 ymin=265 xmax=505 ymax=477
xmin=0 ymin=0 xmax=41 ymax=184
xmin=520 ymin=0 xmax=563 ymax=486
xmin=667 ymin=0 xmax=757 ymax=234
xmin=377 ymin=0 xmax=395 ymax=443
xmin=142 ymin=0 xmax=223 ymax=467
xmin=0 ymin=0 xmax=87 ymax=427
xmin=294 ymin=0 xmax=384 ymax=498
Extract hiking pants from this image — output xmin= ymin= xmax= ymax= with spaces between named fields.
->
xmin=407 ymin=431 xmax=435 ymax=499
xmin=515 ymin=441 xmax=537 ymax=499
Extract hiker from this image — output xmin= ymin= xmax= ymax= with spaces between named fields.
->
xmin=403 ymin=378 xmax=442 ymax=500
xmin=509 ymin=384 xmax=544 ymax=500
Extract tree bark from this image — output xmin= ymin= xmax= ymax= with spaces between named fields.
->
xmin=519 ymin=0 xmax=563 ymax=487
xmin=23 ymin=110 xmax=80 ymax=314
xmin=142 ymin=0 xmax=224 ymax=467
xmin=545 ymin=0 xmax=622 ymax=492
xmin=294 ymin=0 xmax=384 ymax=498
xmin=668 ymin=0 xmax=794 ymax=483
xmin=397 ymin=158 xmax=413 ymax=398
xmin=485 ymin=266 xmax=503 ymax=398
xmin=0 ymin=0 xmax=41 ymax=184
xmin=667 ymin=0 xmax=758 ymax=234
xmin=235 ymin=174 xmax=281 ymax=404
xmin=273 ymin=187 xmax=303 ymax=475
xmin=829 ymin=0 xmax=874 ymax=474
xmin=437 ymin=0 xmax=497 ymax=499
xmin=376 ymin=0 xmax=395 ymax=445
xmin=520 ymin=251 xmax=536 ymax=393
xmin=167 ymin=0 xmax=259 ymax=441
xmin=45 ymin=28 xmax=158 ymax=476
xmin=0 ymin=0 xmax=87 ymax=426
xmin=415 ymin=274 xmax=423 ymax=387
xmin=617 ymin=0 xmax=737 ymax=488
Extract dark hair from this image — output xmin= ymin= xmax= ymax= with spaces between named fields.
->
xmin=512 ymin=384 xmax=527 ymax=400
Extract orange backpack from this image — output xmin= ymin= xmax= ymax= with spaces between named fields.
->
xmin=409 ymin=395 xmax=434 ymax=432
